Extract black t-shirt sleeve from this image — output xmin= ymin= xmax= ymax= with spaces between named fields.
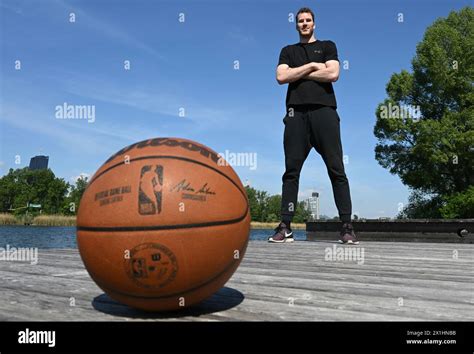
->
xmin=324 ymin=40 xmax=339 ymax=62
xmin=278 ymin=46 xmax=291 ymax=66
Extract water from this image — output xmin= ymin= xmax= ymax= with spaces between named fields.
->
xmin=250 ymin=228 xmax=307 ymax=242
xmin=0 ymin=226 xmax=78 ymax=249
xmin=0 ymin=226 xmax=307 ymax=249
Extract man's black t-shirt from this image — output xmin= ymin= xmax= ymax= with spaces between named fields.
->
xmin=278 ymin=40 xmax=339 ymax=108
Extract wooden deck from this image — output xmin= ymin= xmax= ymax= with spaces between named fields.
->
xmin=1 ymin=240 xmax=473 ymax=321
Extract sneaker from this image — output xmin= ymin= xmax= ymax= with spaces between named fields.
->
xmin=268 ymin=222 xmax=294 ymax=243
xmin=339 ymin=222 xmax=359 ymax=245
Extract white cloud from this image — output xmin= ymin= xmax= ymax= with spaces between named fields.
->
xmin=51 ymin=71 xmax=233 ymax=128
xmin=52 ymin=0 xmax=166 ymax=60
xmin=228 ymin=27 xmax=257 ymax=46
xmin=70 ymin=172 xmax=90 ymax=182
xmin=0 ymin=1 xmax=24 ymax=15
xmin=1 ymin=103 xmax=122 ymax=156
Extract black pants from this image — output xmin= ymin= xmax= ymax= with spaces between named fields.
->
xmin=281 ymin=104 xmax=352 ymax=223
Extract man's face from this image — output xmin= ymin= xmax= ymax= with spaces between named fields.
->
xmin=296 ymin=12 xmax=314 ymax=36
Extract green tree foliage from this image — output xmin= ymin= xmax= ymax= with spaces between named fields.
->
xmin=440 ymin=186 xmax=474 ymax=218
xmin=266 ymin=195 xmax=281 ymax=222
xmin=63 ymin=176 xmax=89 ymax=215
xmin=374 ymin=7 xmax=474 ymax=218
xmin=245 ymin=186 xmax=265 ymax=221
xmin=245 ymin=186 xmax=311 ymax=222
xmin=293 ymin=201 xmax=312 ymax=223
xmin=397 ymin=190 xmax=444 ymax=219
xmin=0 ymin=168 xmax=70 ymax=214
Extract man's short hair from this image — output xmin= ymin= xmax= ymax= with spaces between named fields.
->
xmin=296 ymin=7 xmax=315 ymax=22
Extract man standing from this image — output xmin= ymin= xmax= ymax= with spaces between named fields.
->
xmin=268 ymin=7 xmax=359 ymax=244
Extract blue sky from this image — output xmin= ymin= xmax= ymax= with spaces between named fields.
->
xmin=0 ymin=0 xmax=471 ymax=218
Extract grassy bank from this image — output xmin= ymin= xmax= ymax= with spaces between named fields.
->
xmin=250 ymin=221 xmax=306 ymax=230
xmin=0 ymin=214 xmax=306 ymax=229
xmin=33 ymin=215 xmax=76 ymax=226
xmin=0 ymin=213 xmax=21 ymax=225
xmin=0 ymin=213 xmax=76 ymax=226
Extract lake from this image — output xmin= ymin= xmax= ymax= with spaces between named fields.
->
xmin=0 ymin=226 xmax=307 ymax=249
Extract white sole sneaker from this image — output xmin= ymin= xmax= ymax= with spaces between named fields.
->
xmin=339 ymin=240 xmax=360 ymax=245
xmin=268 ymin=237 xmax=295 ymax=243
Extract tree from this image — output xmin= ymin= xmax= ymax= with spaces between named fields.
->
xmin=0 ymin=169 xmax=17 ymax=212
xmin=293 ymin=201 xmax=312 ymax=223
xmin=396 ymin=190 xmax=443 ymax=219
xmin=266 ymin=194 xmax=282 ymax=222
xmin=440 ymin=185 xmax=474 ymax=218
xmin=245 ymin=186 xmax=268 ymax=221
xmin=0 ymin=168 xmax=70 ymax=214
xmin=245 ymin=186 xmax=258 ymax=221
xmin=374 ymin=7 xmax=474 ymax=218
xmin=245 ymin=186 xmax=312 ymax=223
xmin=255 ymin=189 xmax=269 ymax=221
xmin=63 ymin=176 xmax=89 ymax=215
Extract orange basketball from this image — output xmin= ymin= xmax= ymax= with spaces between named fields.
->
xmin=76 ymin=137 xmax=250 ymax=311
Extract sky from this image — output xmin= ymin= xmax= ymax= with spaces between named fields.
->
xmin=0 ymin=0 xmax=471 ymax=219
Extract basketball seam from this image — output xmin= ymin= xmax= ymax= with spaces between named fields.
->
xmin=77 ymin=214 xmax=247 ymax=232
xmin=78 ymin=155 xmax=249 ymax=231
xmin=87 ymin=155 xmax=246 ymax=197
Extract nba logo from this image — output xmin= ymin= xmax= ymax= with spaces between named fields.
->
xmin=138 ymin=165 xmax=163 ymax=215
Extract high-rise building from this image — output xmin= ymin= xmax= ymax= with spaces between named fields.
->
xmin=304 ymin=192 xmax=320 ymax=220
xmin=29 ymin=155 xmax=49 ymax=170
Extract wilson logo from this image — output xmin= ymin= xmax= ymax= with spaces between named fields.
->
xmin=105 ymin=138 xmax=221 ymax=165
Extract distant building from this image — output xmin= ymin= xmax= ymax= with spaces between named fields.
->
xmin=29 ymin=155 xmax=49 ymax=170
xmin=304 ymin=192 xmax=320 ymax=220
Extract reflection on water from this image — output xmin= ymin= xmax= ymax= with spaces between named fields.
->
xmin=0 ymin=226 xmax=77 ymax=249
xmin=0 ymin=226 xmax=307 ymax=249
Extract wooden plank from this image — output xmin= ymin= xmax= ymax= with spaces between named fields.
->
xmin=0 ymin=241 xmax=472 ymax=321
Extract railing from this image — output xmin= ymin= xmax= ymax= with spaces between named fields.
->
xmin=306 ymin=219 xmax=474 ymax=243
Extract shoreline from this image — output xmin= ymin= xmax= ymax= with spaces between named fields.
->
xmin=0 ymin=214 xmax=306 ymax=230
xmin=250 ymin=222 xmax=306 ymax=230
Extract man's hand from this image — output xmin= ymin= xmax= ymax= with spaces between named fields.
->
xmin=311 ymin=62 xmax=326 ymax=71
xmin=276 ymin=62 xmax=316 ymax=85
xmin=305 ymin=60 xmax=340 ymax=82
xmin=276 ymin=61 xmax=338 ymax=84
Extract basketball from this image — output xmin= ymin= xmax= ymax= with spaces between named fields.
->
xmin=76 ymin=137 xmax=250 ymax=311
